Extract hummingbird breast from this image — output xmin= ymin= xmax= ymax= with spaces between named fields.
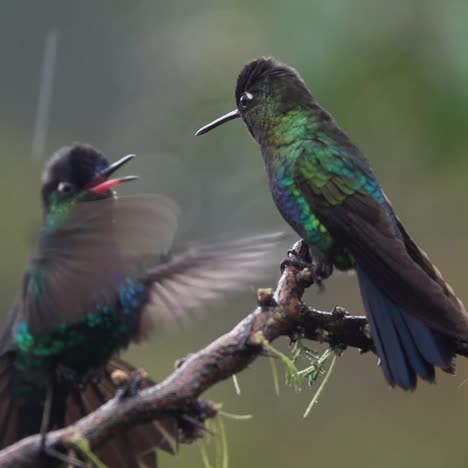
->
xmin=265 ymin=151 xmax=334 ymax=259
xmin=13 ymin=276 xmax=149 ymax=396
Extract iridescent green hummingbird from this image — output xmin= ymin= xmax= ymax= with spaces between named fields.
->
xmin=196 ymin=57 xmax=468 ymax=390
xmin=0 ymin=143 xmax=281 ymax=466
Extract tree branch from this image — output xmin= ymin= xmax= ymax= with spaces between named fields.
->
xmin=1 ymin=240 xmax=467 ymax=467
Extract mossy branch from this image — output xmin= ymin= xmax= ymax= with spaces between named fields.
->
xmin=0 ymin=240 xmax=467 ymax=467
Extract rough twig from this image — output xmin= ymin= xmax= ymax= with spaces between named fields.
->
xmin=0 ymin=240 xmax=467 ymax=467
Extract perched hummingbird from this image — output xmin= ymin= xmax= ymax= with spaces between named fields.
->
xmin=0 ymin=143 xmax=281 ymax=466
xmin=196 ymin=57 xmax=468 ymax=390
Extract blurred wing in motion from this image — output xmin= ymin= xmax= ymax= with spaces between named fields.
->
xmin=21 ymin=195 xmax=179 ymax=336
xmin=135 ymin=233 xmax=284 ymax=341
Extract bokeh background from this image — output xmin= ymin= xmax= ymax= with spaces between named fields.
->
xmin=1 ymin=1 xmax=468 ymax=467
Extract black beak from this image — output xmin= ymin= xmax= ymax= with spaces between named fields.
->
xmin=99 ymin=154 xmax=136 ymax=178
xmin=195 ymin=109 xmax=240 ymax=136
xmin=87 ymin=154 xmax=139 ymax=194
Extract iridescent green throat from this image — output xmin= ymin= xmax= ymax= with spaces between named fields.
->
xmin=262 ymin=106 xmax=355 ymax=270
xmin=266 ymin=107 xmax=332 ymax=248
xmin=43 ymin=192 xmax=82 ymax=235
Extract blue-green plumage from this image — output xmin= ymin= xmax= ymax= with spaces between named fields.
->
xmin=0 ymin=145 xmax=176 ymax=465
xmin=14 ymin=277 xmax=147 ymax=386
xmin=196 ymin=56 xmax=468 ymax=390
xmin=0 ymin=143 xmax=282 ymax=465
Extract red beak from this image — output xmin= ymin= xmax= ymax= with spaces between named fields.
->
xmin=90 ymin=175 xmax=139 ymax=194
xmin=86 ymin=154 xmax=139 ymax=194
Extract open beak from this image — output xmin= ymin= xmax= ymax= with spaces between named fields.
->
xmin=86 ymin=154 xmax=139 ymax=194
xmin=195 ymin=109 xmax=240 ymax=136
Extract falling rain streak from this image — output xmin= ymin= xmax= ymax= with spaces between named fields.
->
xmin=31 ymin=29 xmax=59 ymax=160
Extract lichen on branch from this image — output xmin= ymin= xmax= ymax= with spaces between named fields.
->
xmin=0 ymin=240 xmax=466 ymax=467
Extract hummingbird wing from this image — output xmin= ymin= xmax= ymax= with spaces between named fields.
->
xmin=134 ymin=233 xmax=284 ymax=341
xmin=20 ymin=195 xmax=179 ymax=336
xmin=0 ymin=305 xmax=19 ymax=354
xmin=295 ymin=139 xmax=468 ymax=337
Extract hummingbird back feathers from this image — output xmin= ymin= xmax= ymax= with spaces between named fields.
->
xmin=196 ymin=56 xmax=468 ymax=390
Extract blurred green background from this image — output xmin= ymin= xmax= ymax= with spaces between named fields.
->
xmin=1 ymin=1 xmax=468 ymax=467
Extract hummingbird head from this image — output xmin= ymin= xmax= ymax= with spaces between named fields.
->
xmin=196 ymin=57 xmax=316 ymax=145
xmin=41 ymin=143 xmax=138 ymax=214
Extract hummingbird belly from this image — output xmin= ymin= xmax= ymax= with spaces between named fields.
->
xmin=271 ymin=175 xmax=355 ymax=270
xmin=272 ymin=177 xmax=333 ymax=254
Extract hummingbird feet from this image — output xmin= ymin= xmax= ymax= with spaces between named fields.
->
xmin=280 ymin=240 xmax=313 ymax=273
xmin=114 ymin=367 xmax=150 ymax=399
xmin=280 ymin=240 xmax=333 ymax=290
xmin=312 ymin=260 xmax=334 ymax=290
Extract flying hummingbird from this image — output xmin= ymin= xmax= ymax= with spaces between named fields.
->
xmin=0 ymin=143 xmax=282 ymax=466
xmin=196 ymin=57 xmax=468 ymax=391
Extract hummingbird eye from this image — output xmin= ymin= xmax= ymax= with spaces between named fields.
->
xmin=57 ymin=181 xmax=74 ymax=195
xmin=239 ymin=92 xmax=253 ymax=110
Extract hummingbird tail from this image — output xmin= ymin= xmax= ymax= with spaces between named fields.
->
xmin=0 ymin=352 xmax=21 ymax=450
xmin=0 ymin=352 xmax=70 ymax=449
xmin=0 ymin=354 xmax=176 ymax=467
xmin=356 ymin=267 xmax=454 ymax=390
xmin=65 ymin=357 xmax=177 ymax=468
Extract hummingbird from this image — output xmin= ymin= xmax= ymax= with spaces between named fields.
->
xmin=0 ymin=143 xmax=282 ymax=466
xmin=196 ymin=56 xmax=468 ymax=391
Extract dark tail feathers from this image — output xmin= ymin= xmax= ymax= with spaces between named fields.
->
xmin=356 ymin=267 xmax=454 ymax=390
xmin=0 ymin=355 xmax=177 ymax=467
